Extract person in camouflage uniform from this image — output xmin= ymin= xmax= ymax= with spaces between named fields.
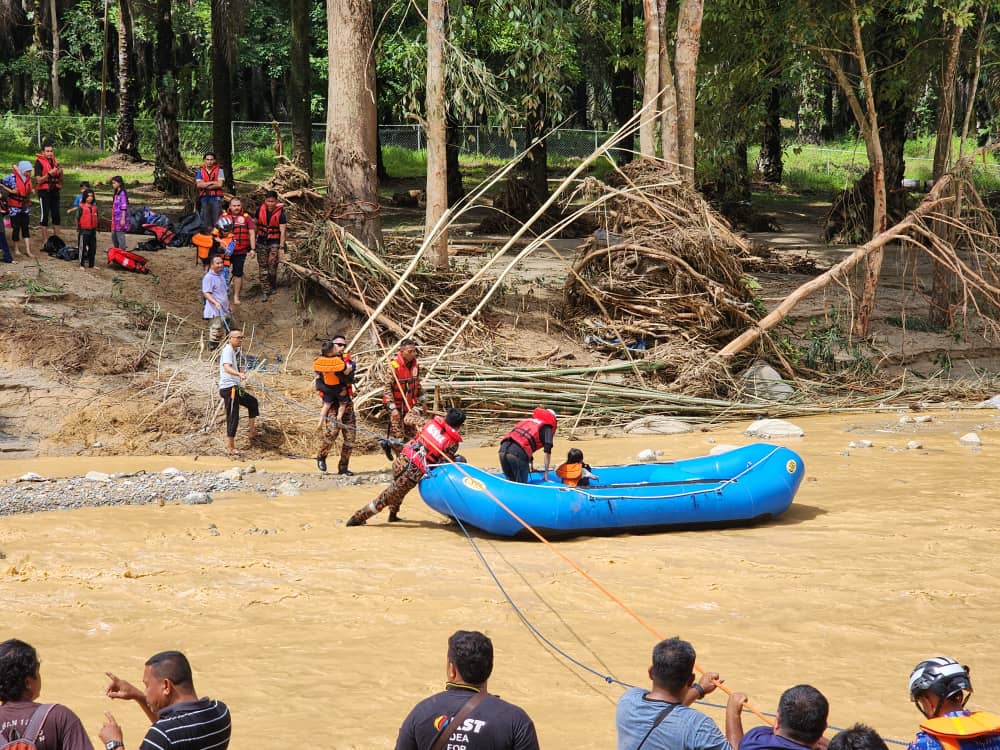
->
xmin=315 ymin=335 xmax=356 ymax=475
xmin=347 ymin=408 xmax=465 ymax=526
xmin=380 ymin=338 xmax=424 ymax=456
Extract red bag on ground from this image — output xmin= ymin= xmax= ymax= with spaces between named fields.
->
xmin=107 ymin=247 xmax=150 ymax=273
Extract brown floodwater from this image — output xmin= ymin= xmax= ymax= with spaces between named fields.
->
xmin=2 ymin=409 xmax=998 ymax=749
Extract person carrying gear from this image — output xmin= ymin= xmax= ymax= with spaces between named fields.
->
xmin=346 ymin=408 xmax=465 ymax=526
xmin=908 ymin=658 xmax=1000 ymax=750
xmin=380 ymin=338 xmax=425 ymax=458
xmin=314 ymin=336 xmax=357 ymax=476
xmin=498 ymin=407 xmax=557 ymax=483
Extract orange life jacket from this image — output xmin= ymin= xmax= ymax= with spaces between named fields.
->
xmin=78 ymin=203 xmax=98 ymax=230
xmin=504 ymin=408 xmax=557 ymax=456
xmin=555 ymin=462 xmax=583 ymax=486
xmin=256 ymin=203 xmax=284 ymax=242
xmin=919 ymin=713 xmax=1000 ymax=750
xmin=402 ymin=415 xmax=462 ymax=474
xmin=35 ymin=153 xmax=62 ymax=191
xmin=192 ymin=232 xmax=215 ymax=261
xmin=7 ymin=171 xmax=32 ymax=210
xmin=198 ymin=163 xmax=224 ymax=199
xmin=226 ymin=211 xmax=253 ymax=254
xmin=385 ymin=354 xmax=420 ymax=411
xmin=314 ymin=354 xmax=350 ymax=388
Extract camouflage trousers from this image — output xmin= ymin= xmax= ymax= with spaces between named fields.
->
xmin=387 ymin=406 xmax=424 ymax=454
xmin=348 ymin=453 xmax=424 ymax=524
xmin=316 ymin=399 xmax=356 ymax=473
xmin=257 ymin=241 xmax=280 ymax=294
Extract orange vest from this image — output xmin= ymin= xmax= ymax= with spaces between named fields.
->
xmin=256 ymin=203 xmax=284 ymax=242
xmin=192 ymin=232 xmax=215 ymax=260
xmin=402 ymin=416 xmax=462 ymax=474
xmin=36 ymin=153 xmax=62 ymax=191
xmin=313 ymin=355 xmax=349 ymax=388
xmin=198 ymin=163 xmax=224 ymax=198
xmin=919 ymin=713 xmax=1000 ymax=750
xmin=7 ymin=171 xmax=32 ymax=209
xmin=385 ymin=354 xmax=420 ymax=411
xmin=555 ymin=462 xmax=583 ymax=486
xmin=78 ymin=203 xmax=98 ymax=230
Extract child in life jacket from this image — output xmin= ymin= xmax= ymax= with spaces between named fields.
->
xmin=555 ymin=448 xmax=598 ymax=487
xmin=313 ymin=340 xmax=354 ymax=429
xmin=212 ymin=216 xmax=236 ymax=285
xmin=77 ymin=189 xmax=99 ymax=269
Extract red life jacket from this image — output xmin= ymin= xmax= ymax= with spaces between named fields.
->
xmin=919 ymin=713 xmax=1000 ymax=750
xmin=504 ymin=408 xmax=557 ymax=456
xmin=385 ymin=354 xmax=420 ymax=411
xmin=256 ymin=203 xmax=284 ymax=242
xmin=7 ymin=171 xmax=32 ymax=210
xmin=227 ymin=211 xmax=253 ymax=254
xmin=198 ymin=163 xmax=224 ymax=199
xmin=402 ymin=415 xmax=462 ymax=474
xmin=78 ymin=203 xmax=98 ymax=230
xmin=36 ymin=153 xmax=62 ymax=191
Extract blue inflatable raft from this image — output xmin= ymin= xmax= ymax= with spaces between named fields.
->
xmin=418 ymin=443 xmax=805 ymax=538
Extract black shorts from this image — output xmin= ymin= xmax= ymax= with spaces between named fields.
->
xmin=10 ymin=213 xmax=29 ymax=241
xmin=38 ymin=189 xmax=61 ymax=226
xmin=231 ymin=253 xmax=247 ymax=277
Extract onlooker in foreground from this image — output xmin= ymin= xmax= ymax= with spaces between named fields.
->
xmin=202 ymin=255 xmax=231 ymax=348
xmin=110 ymin=176 xmax=130 ymax=250
xmin=907 ymin=657 xmax=1000 ymax=750
xmin=255 ymin=189 xmax=286 ymax=300
xmin=102 ymin=650 xmax=231 ymax=750
xmin=219 ymin=328 xmax=259 ymax=455
xmin=77 ymin=189 xmax=99 ymax=269
xmin=616 ymin=637 xmax=728 ymax=750
xmin=0 ymin=638 xmax=94 ymax=750
xmin=727 ymin=685 xmax=829 ymax=750
xmin=3 ymin=161 xmax=34 ymax=258
xmin=829 ymin=725 xmax=889 ymax=750
xmin=394 ymin=630 xmax=539 ymax=750
xmin=34 ymin=141 xmax=64 ymax=242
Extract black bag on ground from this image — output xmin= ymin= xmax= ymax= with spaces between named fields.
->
xmin=136 ymin=238 xmax=166 ymax=253
xmin=55 ymin=245 xmax=79 ymax=261
xmin=42 ymin=235 xmax=66 ymax=255
xmin=176 ymin=212 xmax=203 ymax=235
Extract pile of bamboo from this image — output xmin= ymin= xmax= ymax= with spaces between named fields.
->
xmin=564 ymin=160 xmax=755 ymax=353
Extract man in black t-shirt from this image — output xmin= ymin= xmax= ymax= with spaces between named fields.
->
xmin=395 ymin=631 xmax=540 ymax=750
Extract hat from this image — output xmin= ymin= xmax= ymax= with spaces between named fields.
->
xmin=16 ymin=160 xmax=32 ymax=174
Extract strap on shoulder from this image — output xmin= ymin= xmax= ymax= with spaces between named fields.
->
xmin=635 ymin=702 xmax=681 ymax=750
xmin=429 ymin=692 xmax=488 ymax=750
xmin=24 ymin=704 xmax=56 ymax=743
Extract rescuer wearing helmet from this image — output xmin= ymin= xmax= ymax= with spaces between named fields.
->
xmin=907 ymin=657 xmax=1000 ymax=750
xmin=498 ymin=407 xmax=557 ymax=483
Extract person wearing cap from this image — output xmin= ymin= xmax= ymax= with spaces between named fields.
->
xmin=380 ymin=338 xmax=425 ymax=458
xmin=498 ymin=407 xmax=557 ymax=483
xmin=2 ymin=161 xmax=35 ymax=259
xmin=907 ymin=657 xmax=1000 ymax=750
xmin=346 ymin=408 xmax=465 ymax=526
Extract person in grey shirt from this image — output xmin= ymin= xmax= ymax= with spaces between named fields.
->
xmin=218 ymin=329 xmax=258 ymax=455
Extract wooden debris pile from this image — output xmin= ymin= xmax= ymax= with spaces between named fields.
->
xmin=563 ymin=160 xmax=757 ymax=384
xmin=284 ymin=226 xmax=492 ymax=342
xmin=249 ymin=157 xmax=326 ymax=237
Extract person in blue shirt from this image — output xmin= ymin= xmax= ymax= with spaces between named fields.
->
xmin=907 ymin=657 xmax=1000 ymax=750
xmin=727 ymin=685 xmax=829 ymax=750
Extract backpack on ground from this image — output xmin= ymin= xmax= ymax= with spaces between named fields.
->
xmin=142 ymin=223 xmax=175 ymax=245
xmin=136 ymin=238 xmax=165 ymax=253
xmin=42 ymin=235 xmax=66 ymax=255
xmin=55 ymin=245 xmax=79 ymax=261
xmin=0 ymin=703 xmax=55 ymax=750
xmin=107 ymin=247 xmax=149 ymax=273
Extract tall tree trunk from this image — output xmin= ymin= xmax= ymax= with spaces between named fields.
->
xmin=325 ymin=0 xmax=383 ymax=250
xmin=32 ymin=0 xmax=46 ymax=109
xmin=758 ymin=86 xmax=783 ymax=183
xmin=424 ymin=0 xmax=448 ymax=267
xmin=639 ymin=0 xmax=660 ymax=156
xmin=524 ymin=104 xmax=548 ymax=204
xmin=674 ymin=0 xmax=703 ymax=186
xmin=657 ymin=0 xmax=678 ymax=170
xmin=152 ymin=0 xmax=185 ymax=192
xmin=612 ymin=0 xmax=635 ymax=163
xmin=49 ymin=0 xmax=60 ymax=110
xmin=289 ymin=0 xmax=313 ymax=177
xmin=114 ymin=0 xmax=141 ymax=159
xmin=929 ymin=23 xmax=964 ymax=327
xmin=211 ymin=0 xmax=236 ymax=191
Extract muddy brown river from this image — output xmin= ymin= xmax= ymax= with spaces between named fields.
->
xmin=2 ymin=410 xmax=998 ymax=749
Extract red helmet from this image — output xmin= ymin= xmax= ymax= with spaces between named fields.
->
xmin=532 ymin=407 xmax=557 ymax=428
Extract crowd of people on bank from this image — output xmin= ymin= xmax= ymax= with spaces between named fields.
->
xmin=2 ymin=635 xmax=993 ymax=750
